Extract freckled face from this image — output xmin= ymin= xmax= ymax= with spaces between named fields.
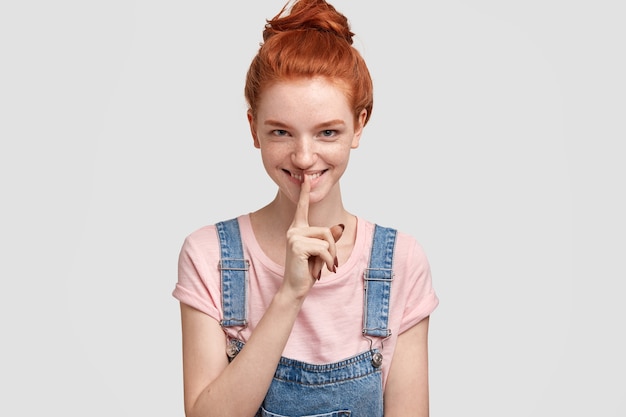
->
xmin=248 ymin=77 xmax=366 ymax=204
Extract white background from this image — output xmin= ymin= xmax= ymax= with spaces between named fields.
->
xmin=1 ymin=0 xmax=624 ymax=415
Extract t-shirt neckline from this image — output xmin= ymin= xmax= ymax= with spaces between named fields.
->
xmin=237 ymin=213 xmax=367 ymax=284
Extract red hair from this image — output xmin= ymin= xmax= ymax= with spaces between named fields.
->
xmin=245 ymin=0 xmax=374 ymax=126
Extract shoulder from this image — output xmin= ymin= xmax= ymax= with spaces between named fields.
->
xmin=394 ymin=230 xmax=429 ymax=265
xmin=359 ymin=219 xmax=431 ymax=275
xmin=179 ymin=217 xmax=233 ymax=257
xmin=360 ymin=219 xmax=428 ymax=259
xmin=181 ymin=224 xmax=218 ymax=254
xmin=182 ymin=215 xmax=247 ymax=248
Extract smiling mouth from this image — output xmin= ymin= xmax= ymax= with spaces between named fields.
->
xmin=284 ymin=170 xmax=327 ymax=182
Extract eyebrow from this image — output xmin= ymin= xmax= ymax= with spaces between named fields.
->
xmin=264 ymin=119 xmax=346 ymax=129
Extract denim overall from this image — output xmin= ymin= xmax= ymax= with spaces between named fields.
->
xmin=216 ymin=218 xmax=397 ymax=417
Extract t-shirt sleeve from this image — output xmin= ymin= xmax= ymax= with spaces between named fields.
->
xmin=172 ymin=226 xmax=222 ymax=322
xmin=396 ymin=234 xmax=439 ymax=335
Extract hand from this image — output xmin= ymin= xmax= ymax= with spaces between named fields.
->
xmin=283 ymin=175 xmax=344 ymax=298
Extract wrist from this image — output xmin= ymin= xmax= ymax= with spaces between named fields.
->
xmin=273 ymin=285 xmax=307 ymax=312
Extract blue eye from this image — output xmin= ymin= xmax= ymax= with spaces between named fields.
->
xmin=321 ymin=130 xmax=336 ymax=137
xmin=272 ymin=129 xmax=288 ymax=136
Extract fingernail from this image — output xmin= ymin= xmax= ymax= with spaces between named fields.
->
xmin=334 ymin=256 xmax=339 ymax=268
xmin=317 ymin=270 xmax=322 ymax=280
xmin=332 ymin=265 xmax=337 ymax=273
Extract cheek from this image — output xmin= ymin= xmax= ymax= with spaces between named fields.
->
xmin=259 ymin=144 xmax=288 ymax=168
xmin=327 ymin=143 xmax=353 ymax=162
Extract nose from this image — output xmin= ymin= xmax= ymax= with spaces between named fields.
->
xmin=291 ymin=137 xmax=318 ymax=168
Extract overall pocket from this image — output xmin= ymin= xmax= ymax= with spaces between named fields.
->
xmin=260 ymin=408 xmax=351 ymax=417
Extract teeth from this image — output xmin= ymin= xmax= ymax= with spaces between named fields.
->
xmin=291 ymin=172 xmax=323 ymax=181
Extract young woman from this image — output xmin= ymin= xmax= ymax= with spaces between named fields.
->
xmin=173 ymin=1 xmax=439 ymax=415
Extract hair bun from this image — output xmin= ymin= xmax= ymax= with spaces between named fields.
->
xmin=263 ymin=0 xmax=354 ymax=45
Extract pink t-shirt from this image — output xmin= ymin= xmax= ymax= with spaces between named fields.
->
xmin=173 ymin=214 xmax=439 ymax=387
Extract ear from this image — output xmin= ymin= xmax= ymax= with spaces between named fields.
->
xmin=351 ymin=109 xmax=367 ymax=149
xmin=248 ymin=110 xmax=261 ymax=149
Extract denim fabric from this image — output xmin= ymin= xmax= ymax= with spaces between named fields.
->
xmin=216 ymin=218 xmax=249 ymax=327
xmin=259 ymin=350 xmax=383 ymax=417
xmin=217 ymin=218 xmax=396 ymax=417
xmin=363 ymin=225 xmax=397 ymax=338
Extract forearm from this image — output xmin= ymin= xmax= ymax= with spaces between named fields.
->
xmin=187 ymin=291 xmax=304 ymax=417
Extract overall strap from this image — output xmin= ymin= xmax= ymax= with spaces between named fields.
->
xmin=215 ymin=218 xmax=249 ymax=328
xmin=363 ymin=224 xmax=397 ymax=338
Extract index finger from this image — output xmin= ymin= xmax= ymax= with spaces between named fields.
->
xmin=291 ymin=174 xmax=310 ymax=227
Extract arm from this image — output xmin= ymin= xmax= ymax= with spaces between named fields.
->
xmin=383 ymin=316 xmax=431 ymax=417
xmin=180 ymin=290 xmax=304 ymax=417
